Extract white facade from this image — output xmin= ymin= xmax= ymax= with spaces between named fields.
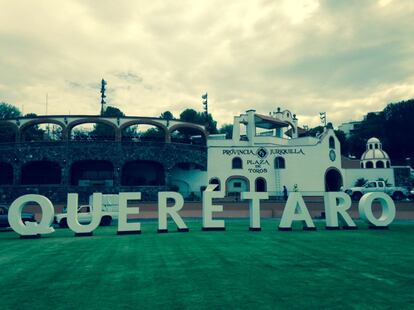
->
xmin=207 ymin=109 xmax=345 ymax=196
xmin=205 ymin=110 xmax=396 ymax=196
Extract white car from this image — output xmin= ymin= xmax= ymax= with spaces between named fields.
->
xmin=55 ymin=194 xmax=119 ymax=228
xmin=344 ymin=180 xmax=409 ymax=201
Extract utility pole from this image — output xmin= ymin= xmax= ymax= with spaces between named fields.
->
xmin=202 ymin=92 xmax=208 ymax=132
xmin=100 ymin=79 xmax=107 ymax=115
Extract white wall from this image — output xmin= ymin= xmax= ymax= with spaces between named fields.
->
xmin=208 ymin=129 xmax=343 ymax=196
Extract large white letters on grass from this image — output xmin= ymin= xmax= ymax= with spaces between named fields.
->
xmin=118 ymin=192 xmax=141 ymax=233
xmin=359 ymin=192 xmax=396 ymax=227
xmin=9 ymin=194 xmax=54 ymax=236
xmin=279 ymin=192 xmax=315 ymax=230
xmin=158 ymin=192 xmax=187 ymax=231
xmin=241 ymin=191 xmax=269 ymax=230
xmin=202 ymin=184 xmax=225 ymax=230
xmin=67 ymin=193 xmax=102 ymax=234
xmin=324 ymin=192 xmax=356 ymax=228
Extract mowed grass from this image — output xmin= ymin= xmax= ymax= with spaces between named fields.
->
xmin=1 ymin=219 xmax=414 ymax=310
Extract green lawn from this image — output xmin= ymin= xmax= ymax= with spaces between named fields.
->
xmin=1 ymin=220 xmax=414 ymax=310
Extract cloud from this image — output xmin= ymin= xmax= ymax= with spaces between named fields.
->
xmin=0 ymin=0 xmax=413 ymax=127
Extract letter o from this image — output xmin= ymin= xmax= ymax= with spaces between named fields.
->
xmin=358 ymin=192 xmax=396 ymax=227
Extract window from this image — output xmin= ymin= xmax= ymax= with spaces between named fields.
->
xmin=376 ymin=161 xmax=384 ymax=168
xmin=365 ymin=161 xmax=373 ymax=168
xmin=275 ymin=157 xmax=285 ymax=169
xmin=374 ymin=144 xmax=378 ymax=149
xmin=329 ymin=137 xmax=335 ymax=149
xmin=386 ymin=161 xmax=390 ymax=168
xmin=232 ymin=157 xmax=242 ymax=169
xmin=255 ymin=178 xmax=266 ymax=192
xmin=234 ymin=182 xmax=242 ymax=188
xmin=209 ymin=178 xmax=221 ymax=191
xmin=360 ymin=162 xmax=364 ymax=168
xmin=365 ymin=182 xmax=376 ymax=188
xmin=378 ymin=182 xmax=384 ymax=187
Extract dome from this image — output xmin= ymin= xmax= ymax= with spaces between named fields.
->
xmin=360 ymin=137 xmax=391 ymax=169
xmin=367 ymin=137 xmax=380 ymax=144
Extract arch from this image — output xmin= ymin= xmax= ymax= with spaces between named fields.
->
xmin=386 ymin=161 xmax=390 ymax=168
xmin=376 ymin=161 xmax=384 ymax=168
xmin=324 ymin=168 xmax=343 ymax=192
xmin=255 ymin=177 xmax=267 ymax=192
xmin=0 ymin=162 xmax=13 ymax=184
xmin=209 ymin=177 xmax=221 ymax=191
xmin=70 ymin=160 xmax=114 ymax=186
xmin=274 ymin=157 xmax=286 ymax=169
xmin=329 ymin=136 xmax=335 ymax=149
xmin=67 ymin=118 xmax=118 ymax=141
xmin=365 ymin=161 xmax=374 ymax=169
xmin=21 ymin=161 xmax=61 ymax=185
xmin=225 ymin=175 xmax=250 ymax=195
xmin=0 ymin=122 xmax=18 ymax=143
xmin=360 ymin=162 xmax=364 ymax=168
xmin=120 ymin=120 xmax=168 ymax=142
xmin=121 ymin=160 xmax=165 ymax=186
xmin=20 ymin=121 xmax=66 ymax=142
xmin=232 ymin=157 xmax=243 ymax=169
xmin=168 ymin=124 xmax=207 ymax=145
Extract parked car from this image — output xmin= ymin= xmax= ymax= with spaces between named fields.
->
xmin=0 ymin=205 xmax=36 ymax=228
xmin=409 ymin=188 xmax=414 ymax=200
xmin=54 ymin=194 xmax=119 ymax=228
xmin=344 ymin=180 xmax=409 ymax=201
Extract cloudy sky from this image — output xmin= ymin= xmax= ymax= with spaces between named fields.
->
xmin=0 ymin=0 xmax=413 ymax=128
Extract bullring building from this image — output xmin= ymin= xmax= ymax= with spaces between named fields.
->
xmin=0 ymin=109 xmax=395 ymax=203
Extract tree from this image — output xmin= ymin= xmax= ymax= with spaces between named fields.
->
xmin=0 ymin=102 xmax=21 ymax=119
xmin=179 ymin=108 xmax=218 ymax=134
xmin=219 ymin=124 xmax=233 ymax=139
xmin=102 ymin=106 xmax=125 ymax=117
xmin=160 ymin=111 xmax=174 ymax=121
xmin=92 ymin=106 xmax=124 ymax=140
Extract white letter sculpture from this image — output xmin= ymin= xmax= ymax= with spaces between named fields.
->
xmin=8 ymin=194 xmax=55 ymax=237
xmin=118 ymin=192 xmax=141 ymax=235
xmin=241 ymin=191 xmax=268 ymax=231
xmin=202 ymin=184 xmax=225 ymax=231
xmin=324 ymin=192 xmax=357 ymax=229
xmin=279 ymin=192 xmax=315 ymax=230
xmin=67 ymin=193 xmax=102 ymax=236
xmin=358 ymin=192 xmax=396 ymax=228
xmin=158 ymin=192 xmax=188 ymax=233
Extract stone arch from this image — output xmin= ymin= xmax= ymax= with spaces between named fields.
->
xmin=70 ymin=160 xmax=114 ymax=186
xmin=324 ymin=167 xmax=343 ymax=192
xmin=168 ymin=124 xmax=207 ymax=145
xmin=120 ymin=120 xmax=168 ymax=142
xmin=21 ymin=160 xmax=62 ymax=185
xmin=121 ymin=160 xmax=165 ymax=186
xmin=19 ymin=119 xmax=67 ymax=142
xmin=67 ymin=118 xmax=119 ymax=141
